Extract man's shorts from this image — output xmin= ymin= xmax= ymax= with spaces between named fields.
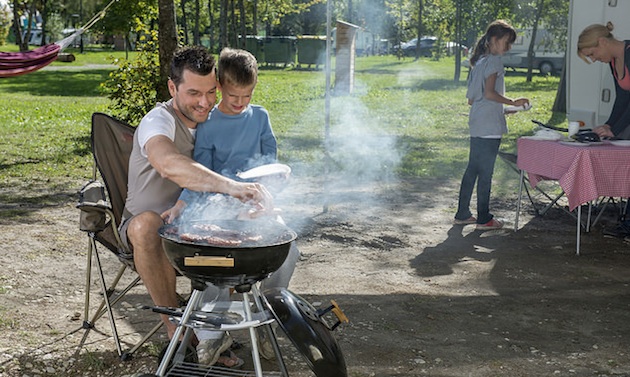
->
xmin=117 ymin=215 xmax=135 ymax=260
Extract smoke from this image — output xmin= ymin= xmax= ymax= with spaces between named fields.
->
xmin=323 ymin=89 xmax=401 ymax=186
xmin=264 ymin=78 xmax=403 ymax=231
xmin=176 ymin=80 xmax=402 ymax=233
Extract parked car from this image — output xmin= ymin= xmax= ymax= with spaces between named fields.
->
xmin=395 ymin=36 xmax=438 ymax=57
xmin=444 ymin=41 xmax=468 ymax=56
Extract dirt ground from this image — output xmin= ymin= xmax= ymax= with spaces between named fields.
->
xmin=2 ymin=174 xmax=630 ymax=377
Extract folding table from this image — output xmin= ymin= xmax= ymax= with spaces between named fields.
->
xmin=516 ymin=137 xmax=630 ymax=255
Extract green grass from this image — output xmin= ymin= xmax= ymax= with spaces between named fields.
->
xmin=0 ymin=53 xmax=564 ymax=207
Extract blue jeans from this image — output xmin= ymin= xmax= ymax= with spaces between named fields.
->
xmin=455 ymin=137 xmax=501 ymax=224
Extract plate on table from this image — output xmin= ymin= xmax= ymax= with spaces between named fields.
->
xmin=608 ymin=140 xmax=630 ymax=147
xmin=559 ymin=141 xmax=603 ymax=147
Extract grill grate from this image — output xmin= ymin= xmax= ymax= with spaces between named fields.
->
xmin=165 ymin=362 xmax=283 ymax=377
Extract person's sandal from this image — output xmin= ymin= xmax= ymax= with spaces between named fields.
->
xmin=214 ymin=349 xmax=244 ymax=369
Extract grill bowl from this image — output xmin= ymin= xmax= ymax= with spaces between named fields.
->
xmin=159 ymin=219 xmax=296 ymax=287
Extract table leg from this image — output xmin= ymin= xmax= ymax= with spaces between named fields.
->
xmin=515 ymin=170 xmax=524 ymax=232
xmin=576 ymin=205 xmax=581 ymax=256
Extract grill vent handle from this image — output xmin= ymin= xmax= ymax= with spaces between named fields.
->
xmin=184 ymin=256 xmax=235 ymax=267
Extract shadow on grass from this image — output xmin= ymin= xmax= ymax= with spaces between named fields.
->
xmin=0 ymin=134 xmax=90 ymax=172
xmin=0 ymin=69 xmax=111 ymax=97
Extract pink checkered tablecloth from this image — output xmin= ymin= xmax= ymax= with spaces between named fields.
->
xmin=517 ymin=138 xmax=630 ymax=211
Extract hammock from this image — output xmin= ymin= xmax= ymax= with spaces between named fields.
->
xmin=0 ymin=0 xmax=116 ymax=78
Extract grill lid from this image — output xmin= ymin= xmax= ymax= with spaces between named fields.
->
xmin=263 ymin=288 xmax=347 ymax=377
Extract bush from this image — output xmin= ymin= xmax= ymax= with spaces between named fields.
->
xmin=101 ymin=26 xmax=160 ymax=125
xmin=0 ymin=2 xmax=11 ymax=45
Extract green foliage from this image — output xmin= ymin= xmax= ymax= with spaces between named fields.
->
xmin=0 ymin=1 xmax=10 ymax=45
xmin=98 ymin=0 xmax=158 ymax=37
xmin=101 ymin=24 xmax=160 ymax=126
xmin=45 ymin=13 xmax=65 ymax=42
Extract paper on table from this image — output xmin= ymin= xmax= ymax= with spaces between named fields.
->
xmin=504 ymin=102 xmax=532 ymax=113
xmin=522 ymin=128 xmax=563 ymax=141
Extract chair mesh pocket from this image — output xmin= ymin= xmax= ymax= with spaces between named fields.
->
xmin=78 ymin=180 xmax=109 ymax=232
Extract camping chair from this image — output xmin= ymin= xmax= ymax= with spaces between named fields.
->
xmin=76 ymin=112 xmax=162 ymax=360
xmin=498 ymin=151 xmax=571 ymax=231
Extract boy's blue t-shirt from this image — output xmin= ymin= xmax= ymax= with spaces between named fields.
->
xmin=179 ymin=104 xmax=277 ymax=204
xmin=195 ymin=104 xmax=277 ymax=177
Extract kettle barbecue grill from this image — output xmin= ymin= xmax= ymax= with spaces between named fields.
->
xmin=151 ymin=219 xmax=348 ymax=377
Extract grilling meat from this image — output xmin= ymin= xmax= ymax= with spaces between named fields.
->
xmin=173 ymin=223 xmax=264 ymax=246
xmin=179 ymin=233 xmax=243 ymax=246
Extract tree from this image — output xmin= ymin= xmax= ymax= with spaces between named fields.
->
xmin=180 ymin=0 xmax=189 ymax=44
xmin=413 ymin=0 xmax=422 ymax=59
xmin=158 ymin=0 xmax=178 ymax=102
xmin=453 ymin=0 xmax=461 ymax=81
xmin=193 ymin=0 xmax=201 ymax=45
xmin=238 ymin=0 xmax=246 ymax=48
xmin=525 ymin=0 xmax=545 ymax=82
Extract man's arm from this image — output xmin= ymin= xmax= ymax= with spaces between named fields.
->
xmin=146 ymin=135 xmax=268 ymax=205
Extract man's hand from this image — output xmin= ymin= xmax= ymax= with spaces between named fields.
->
xmin=161 ymin=200 xmax=186 ymax=224
xmin=228 ymin=181 xmax=275 ymax=213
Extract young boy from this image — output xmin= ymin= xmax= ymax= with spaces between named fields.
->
xmin=195 ymin=47 xmax=277 ymax=178
xmin=172 ymin=47 xmax=278 ymax=217
xmin=171 ymin=47 xmax=299 ymax=367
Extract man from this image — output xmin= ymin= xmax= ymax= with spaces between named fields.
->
xmin=119 ymin=46 xmax=273 ymax=350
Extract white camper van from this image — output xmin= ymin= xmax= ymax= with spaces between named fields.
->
xmin=567 ymin=0 xmax=630 ymax=128
xmin=502 ymin=28 xmax=564 ymax=74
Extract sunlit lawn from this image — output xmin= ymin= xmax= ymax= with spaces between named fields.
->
xmin=0 ymin=52 xmax=563 ymax=206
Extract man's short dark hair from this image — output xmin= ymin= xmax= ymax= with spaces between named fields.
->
xmin=170 ymin=46 xmax=216 ymax=87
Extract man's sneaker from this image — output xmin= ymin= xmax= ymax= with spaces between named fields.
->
xmin=453 ymin=216 xmax=477 ymax=225
xmin=197 ymin=333 xmax=233 ymax=366
xmin=476 ymin=218 xmax=503 ymax=230
xmin=256 ymin=325 xmax=276 ymax=360
xmin=158 ymin=341 xmax=198 ymax=366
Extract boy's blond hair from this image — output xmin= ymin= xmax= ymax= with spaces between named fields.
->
xmin=217 ymin=47 xmax=258 ymax=87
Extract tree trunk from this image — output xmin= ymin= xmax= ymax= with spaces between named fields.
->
xmin=454 ymin=0 xmax=461 ymax=81
xmin=181 ymin=0 xmax=189 ymax=45
xmin=526 ymin=0 xmax=545 ymax=82
xmin=414 ymin=0 xmax=423 ymax=60
xmin=208 ymin=0 xmax=215 ymax=52
xmin=346 ymin=0 xmax=353 ymax=23
xmin=12 ymin=0 xmax=25 ymax=50
xmin=41 ymin=0 xmax=48 ymax=47
xmin=252 ymin=0 xmax=257 ymax=36
xmin=219 ymin=0 xmax=228 ymax=49
xmin=158 ymin=0 xmax=178 ymax=102
xmin=230 ymin=0 xmax=237 ymax=46
xmin=552 ymin=54 xmax=567 ymax=113
xmin=193 ymin=0 xmax=200 ymax=45
xmin=238 ymin=0 xmax=246 ymax=48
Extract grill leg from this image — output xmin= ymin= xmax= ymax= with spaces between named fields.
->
xmin=242 ymin=292 xmax=264 ymax=377
xmin=155 ymin=288 xmax=204 ymax=376
xmin=252 ymin=285 xmax=290 ymax=377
